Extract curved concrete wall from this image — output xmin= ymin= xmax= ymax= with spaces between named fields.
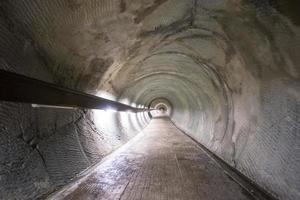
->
xmin=0 ymin=0 xmax=299 ymax=199
xmin=0 ymin=14 xmax=150 ymax=198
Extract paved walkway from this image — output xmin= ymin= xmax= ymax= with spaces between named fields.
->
xmin=48 ymin=117 xmax=253 ymax=200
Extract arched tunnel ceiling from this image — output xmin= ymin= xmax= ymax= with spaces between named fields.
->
xmin=2 ymin=0 xmax=299 ymax=93
xmin=0 ymin=0 xmax=299 ymax=200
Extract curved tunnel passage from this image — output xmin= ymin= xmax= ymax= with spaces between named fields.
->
xmin=0 ymin=0 xmax=299 ymax=200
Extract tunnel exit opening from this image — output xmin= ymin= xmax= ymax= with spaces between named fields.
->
xmin=149 ymin=98 xmax=172 ymax=118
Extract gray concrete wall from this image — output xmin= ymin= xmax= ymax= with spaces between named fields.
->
xmin=111 ymin=1 xmax=300 ymax=199
xmin=0 ymin=10 xmax=150 ymax=199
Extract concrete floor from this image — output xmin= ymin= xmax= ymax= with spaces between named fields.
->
xmin=48 ymin=117 xmax=253 ymax=200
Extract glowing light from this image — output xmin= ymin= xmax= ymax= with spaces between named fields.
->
xmin=131 ymin=103 xmax=136 ymax=108
xmin=105 ymin=107 xmax=117 ymax=113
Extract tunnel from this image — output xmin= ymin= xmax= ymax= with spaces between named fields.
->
xmin=0 ymin=0 xmax=299 ymax=200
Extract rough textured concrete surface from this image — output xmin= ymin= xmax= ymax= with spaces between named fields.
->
xmin=0 ymin=0 xmax=299 ymax=199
